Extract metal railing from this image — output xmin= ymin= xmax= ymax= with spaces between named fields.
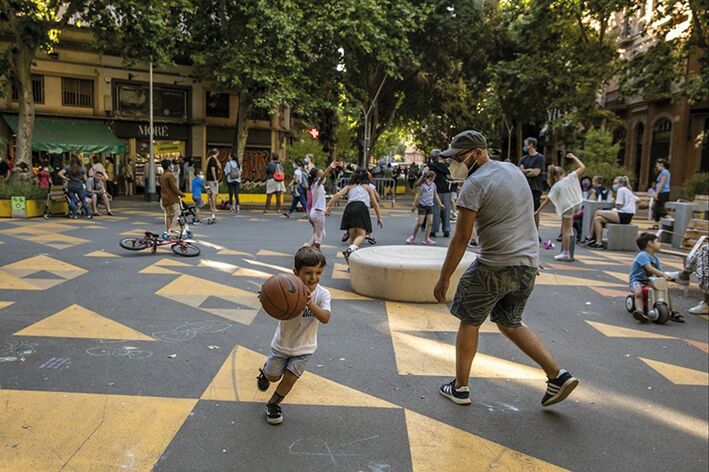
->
xmin=330 ymin=177 xmax=398 ymax=208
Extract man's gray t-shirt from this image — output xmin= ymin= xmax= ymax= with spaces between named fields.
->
xmin=456 ymin=160 xmax=539 ymax=267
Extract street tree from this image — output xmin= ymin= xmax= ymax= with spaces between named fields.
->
xmin=0 ymin=1 xmax=190 ymax=179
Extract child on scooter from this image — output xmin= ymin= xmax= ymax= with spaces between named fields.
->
xmin=629 ymin=233 xmax=684 ymax=323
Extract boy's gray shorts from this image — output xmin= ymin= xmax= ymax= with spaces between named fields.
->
xmin=263 ymin=348 xmax=311 ymax=379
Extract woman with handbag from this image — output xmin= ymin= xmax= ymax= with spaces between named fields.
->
xmin=264 ymin=153 xmax=286 ymax=213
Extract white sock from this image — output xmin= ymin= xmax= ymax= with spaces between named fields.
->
xmin=455 ymin=385 xmax=470 ymax=392
xmin=348 ymin=244 xmax=359 ymax=252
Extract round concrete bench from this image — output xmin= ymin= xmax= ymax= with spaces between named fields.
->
xmin=349 ymin=245 xmax=477 ymax=302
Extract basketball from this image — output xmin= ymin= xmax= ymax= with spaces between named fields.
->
xmin=259 ymin=274 xmax=309 ymax=320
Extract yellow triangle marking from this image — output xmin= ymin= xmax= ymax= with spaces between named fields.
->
xmin=640 ymin=358 xmax=709 ymax=386
xmin=0 ymin=301 xmax=14 ymax=310
xmin=84 ymin=250 xmax=119 ymax=258
xmin=323 ymin=285 xmax=370 ymax=300
xmin=201 ymin=346 xmax=396 ymax=408
xmin=0 ymin=389 xmax=196 ymax=472
xmin=233 ymin=268 xmax=272 ymax=279
xmin=14 ymin=304 xmax=155 ymax=341
xmin=0 ymin=270 xmax=41 ymax=290
xmin=535 ymin=272 xmax=623 ymax=287
xmin=391 ymin=331 xmax=544 ymax=378
xmin=2 ymin=255 xmax=86 ymax=274
xmin=155 ymin=258 xmax=191 ymax=267
xmin=586 ymin=321 xmax=676 ymax=340
xmin=218 ymin=249 xmax=250 ymax=256
xmin=256 ymin=249 xmax=290 ymax=257
xmin=332 ymin=263 xmax=350 ymax=280
xmin=139 ymin=265 xmax=180 ymax=275
xmin=131 ymin=221 xmax=151 ymax=225
xmin=201 ymin=308 xmax=259 ymax=325
xmin=405 ymin=409 xmax=566 ymax=471
xmin=386 ymin=302 xmax=497 ymax=333
xmin=604 ymin=271 xmax=630 ymax=284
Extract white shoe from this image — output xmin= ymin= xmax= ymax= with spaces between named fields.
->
xmin=688 ymin=301 xmax=709 ymax=315
xmin=554 ymin=253 xmax=573 ymax=262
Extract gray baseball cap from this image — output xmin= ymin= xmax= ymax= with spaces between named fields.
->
xmin=429 ymin=149 xmax=441 ymax=159
xmin=440 ymin=130 xmax=487 ymax=158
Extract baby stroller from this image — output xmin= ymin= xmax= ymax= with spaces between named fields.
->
xmin=43 ymin=183 xmax=71 ymax=219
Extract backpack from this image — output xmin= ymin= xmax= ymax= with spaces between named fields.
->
xmin=227 ymin=160 xmax=241 ymax=180
xmin=273 ymin=163 xmax=285 ymax=182
xmin=299 ymin=168 xmax=309 ymax=188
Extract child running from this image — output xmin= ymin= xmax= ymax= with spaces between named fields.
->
xmin=629 ymin=232 xmax=684 ymax=323
xmin=256 ymin=247 xmax=332 ymax=425
xmin=536 ymin=153 xmax=585 ymax=261
xmin=326 ymin=168 xmax=383 ymax=262
xmin=191 ymin=169 xmax=206 ymax=225
xmin=307 ymin=161 xmax=339 ymax=249
xmin=407 ymin=171 xmax=444 ymax=245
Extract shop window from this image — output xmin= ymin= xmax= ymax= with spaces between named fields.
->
xmin=206 ymin=92 xmax=230 ymax=118
xmin=62 ymin=78 xmax=94 ymax=107
xmin=115 ymin=83 xmax=188 ymax=120
xmin=11 ymin=75 xmax=44 ymax=103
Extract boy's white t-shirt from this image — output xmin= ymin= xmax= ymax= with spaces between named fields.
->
xmin=616 ymin=186 xmax=638 ymax=214
xmin=270 ymin=284 xmax=331 ymax=356
xmin=311 ymin=181 xmax=327 ymax=211
xmin=547 ymin=172 xmax=583 ymax=216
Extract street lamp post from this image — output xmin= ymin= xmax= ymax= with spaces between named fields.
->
xmin=147 ymin=58 xmax=157 ymax=201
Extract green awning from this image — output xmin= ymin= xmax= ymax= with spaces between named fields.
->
xmin=3 ymin=115 xmax=126 ymax=154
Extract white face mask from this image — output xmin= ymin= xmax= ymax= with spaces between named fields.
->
xmin=449 ymin=159 xmax=469 ymax=181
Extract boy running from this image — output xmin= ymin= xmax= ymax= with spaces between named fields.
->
xmin=256 ymin=247 xmax=332 ymax=424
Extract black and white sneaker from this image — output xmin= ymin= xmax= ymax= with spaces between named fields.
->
xmin=632 ymin=310 xmax=649 ymax=323
xmin=266 ymin=404 xmax=283 ymax=425
xmin=439 ymin=380 xmax=471 ymax=405
xmin=343 ymin=247 xmax=353 ymax=263
xmin=541 ymin=369 xmax=578 ymax=407
xmin=256 ymin=368 xmax=270 ymax=391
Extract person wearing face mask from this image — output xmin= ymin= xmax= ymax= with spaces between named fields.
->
xmin=434 ymin=130 xmax=578 ymax=408
xmin=519 ymin=137 xmax=546 ymax=232
xmin=583 ymin=176 xmax=639 ymax=248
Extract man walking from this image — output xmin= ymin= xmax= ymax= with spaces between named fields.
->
xmin=205 ymin=149 xmax=222 ymax=221
xmin=427 ymin=149 xmax=452 ymax=238
xmin=519 ymin=137 xmax=546 ymax=230
xmin=434 ymin=130 xmax=578 ymax=408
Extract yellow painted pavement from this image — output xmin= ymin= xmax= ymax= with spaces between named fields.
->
xmin=0 ymin=389 xmax=196 ymax=472
xmin=85 ymin=250 xmax=120 ymax=257
xmin=640 ymin=358 xmax=709 ymax=386
xmin=201 ymin=346 xmax=396 ymax=408
xmin=405 ymin=410 xmax=567 ymax=471
xmin=585 ymin=321 xmax=676 ymax=340
xmin=14 ymin=304 xmax=155 ymax=341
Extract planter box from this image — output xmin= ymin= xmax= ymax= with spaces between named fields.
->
xmin=0 ymin=199 xmax=50 ymax=218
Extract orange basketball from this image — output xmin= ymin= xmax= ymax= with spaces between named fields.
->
xmin=259 ymin=274 xmax=309 ymax=320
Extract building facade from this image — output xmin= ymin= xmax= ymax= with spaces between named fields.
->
xmin=600 ymin=3 xmax=708 ymax=195
xmin=0 ymin=27 xmax=292 ymax=193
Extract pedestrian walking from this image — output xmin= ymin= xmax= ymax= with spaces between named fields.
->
xmin=284 ymin=160 xmax=308 ymax=218
xmin=224 ymin=154 xmax=241 ymax=213
xmin=652 ymin=159 xmax=671 ymax=226
xmin=427 ymin=149 xmax=452 ymax=238
xmin=264 ymin=154 xmax=286 ymax=214
xmin=326 ymin=168 xmax=383 ymax=263
xmin=434 ymin=129 xmax=578 ymax=408
xmin=519 ymin=137 xmax=546 ymax=232
xmin=205 ymin=149 xmax=223 ymax=221
xmin=159 ymin=159 xmax=184 ymax=238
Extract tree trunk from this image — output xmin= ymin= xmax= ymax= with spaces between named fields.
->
xmin=233 ymin=91 xmax=252 ymax=165
xmin=327 ymin=108 xmax=338 ymax=162
xmin=515 ymin=119 xmax=523 ymax=164
xmin=12 ymin=45 xmax=36 ymax=182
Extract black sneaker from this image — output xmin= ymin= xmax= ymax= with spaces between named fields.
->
xmin=343 ymin=247 xmax=353 ymax=263
xmin=439 ymin=380 xmax=471 ymax=405
xmin=266 ymin=404 xmax=283 ymax=425
xmin=443 ymin=231 xmax=450 ymax=237
xmin=541 ymin=369 xmax=579 ymax=407
xmin=256 ymin=368 xmax=270 ymax=391
xmin=341 ymin=232 xmax=349 ymax=242
xmin=430 ymin=232 xmax=437 ymax=238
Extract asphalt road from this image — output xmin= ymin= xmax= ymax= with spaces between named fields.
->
xmin=0 ymin=199 xmax=706 ymax=472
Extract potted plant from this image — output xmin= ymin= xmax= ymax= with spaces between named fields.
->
xmin=0 ymin=180 xmax=49 ymax=218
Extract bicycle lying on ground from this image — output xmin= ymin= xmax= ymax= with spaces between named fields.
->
xmin=119 ymin=201 xmax=201 ymax=257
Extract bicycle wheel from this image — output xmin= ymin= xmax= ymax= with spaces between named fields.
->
xmin=172 ymin=242 xmax=201 ymax=257
xmin=119 ymin=237 xmax=150 ymax=251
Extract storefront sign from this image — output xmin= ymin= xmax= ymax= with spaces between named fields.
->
xmin=11 ymin=196 xmax=26 ymax=218
xmin=111 ymin=121 xmax=189 ymax=141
